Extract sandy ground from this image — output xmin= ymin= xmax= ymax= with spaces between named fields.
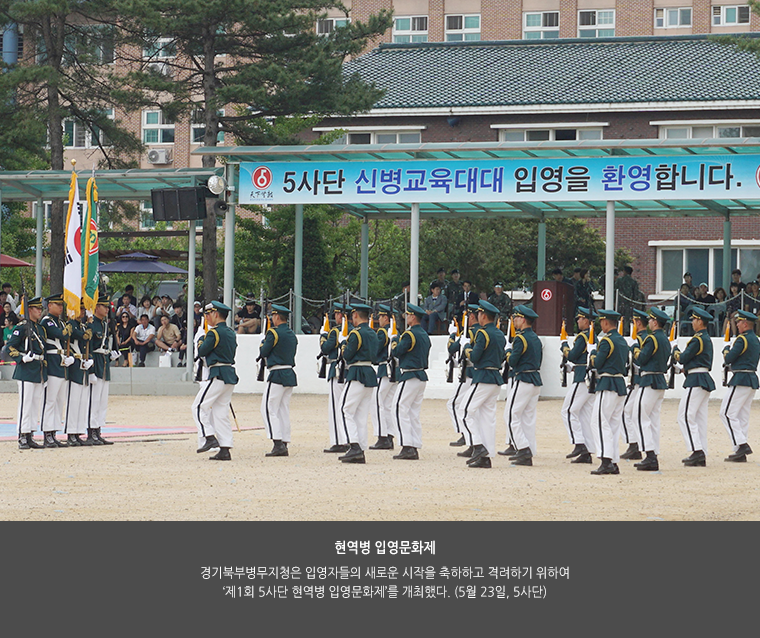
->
xmin=0 ymin=393 xmax=758 ymax=521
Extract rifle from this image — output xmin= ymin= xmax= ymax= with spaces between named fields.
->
xmin=501 ymin=316 xmax=511 ymax=383
xmin=387 ymin=314 xmax=398 ymax=383
xmin=336 ymin=313 xmax=348 ymax=384
xmin=444 ymin=317 xmax=458 ymax=384
xmin=458 ymin=311 xmax=471 ymax=384
xmin=587 ymin=320 xmax=596 ymax=392
xmin=560 ymin=319 xmax=568 ymax=388
xmin=722 ymin=321 xmax=731 ymax=387
xmin=667 ymin=320 xmax=677 ymax=390
xmin=256 ymin=310 xmax=268 ymax=382
xmin=317 ymin=312 xmax=329 ymax=379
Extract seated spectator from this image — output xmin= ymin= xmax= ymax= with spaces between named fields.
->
xmin=694 ymin=282 xmax=716 ymax=307
xmin=478 ymin=291 xmax=488 ymax=301
xmin=725 ymin=282 xmax=743 ymax=336
xmin=116 ymin=294 xmax=138 ymax=319
xmin=682 ymin=272 xmax=695 ymax=296
xmin=124 ymin=284 xmax=138 ymax=308
xmin=743 ymin=281 xmax=760 ymax=314
xmin=138 ymin=295 xmax=155 ymax=321
xmin=132 ymin=314 xmax=156 ymax=367
xmin=713 ymin=287 xmax=728 ymax=325
xmin=193 ymin=300 xmax=203 ymax=333
xmin=731 ymin=269 xmax=745 ymax=291
xmin=422 ymin=283 xmax=447 ymax=334
xmin=236 ymin=297 xmax=262 ymax=334
xmin=161 ymin=295 xmax=175 ymax=317
xmin=446 ymin=269 xmax=463 ymax=319
xmin=156 ymin=314 xmax=185 ymax=363
xmin=116 ymin=311 xmax=136 ymax=367
xmin=3 ymin=311 xmax=19 ymax=345
xmin=152 ymin=295 xmax=170 ymax=327
xmin=678 ymin=283 xmax=695 ymax=314
xmin=171 ymin=303 xmax=188 ymax=363
xmin=2 ymin=283 xmax=18 ymax=312
xmin=455 ymin=281 xmax=479 ymax=319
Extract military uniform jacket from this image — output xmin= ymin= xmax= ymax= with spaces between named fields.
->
xmin=90 ymin=316 xmax=113 ymax=381
xmin=343 ymin=323 xmax=379 ymax=387
xmin=393 ymin=324 xmax=431 ymax=382
xmin=633 ymin=329 xmax=670 ymax=389
xmin=629 ymin=334 xmax=645 ymax=385
xmin=562 ymin=328 xmax=594 ymax=385
xmin=5 ymin=320 xmax=47 ymax=383
xmin=466 ymin=322 xmax=506 ymax=385
xmin=41 ymin=313 xmax=71 ymax=380
xmin=199 ymin=322 xmax=239 ymax=384
xmin=723 ymin=329 xmax=760 ymax=389
xmin=66 ymin=319 xmax=89 ymax=385
xmin=320 ymin=326 xmax=341 ymax=381
xmin=448 ymin=327 xmax=476 ymax=380
xmin=259 ymin=323 xmax=297 ymax=387
xmin=506 ymin=327 xmax=542 ymax=386
xmin=590 ymin=329 xmax=628 ymax=395
xmin=488 ymin=293 xmax=512 ymax=320
xmin=675 ymin=329 xmax=715 ymax=392
xmin=375 ymin=327 xmax=397 ymax=379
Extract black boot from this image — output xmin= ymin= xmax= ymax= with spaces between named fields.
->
xmin=67 ymin=434 xmax=81 ymax=447
xmin=468 ymin=455 xmax=492 ymax=468
xmin=466 ymin=445 xmax=488 ymax=464
xmin=94 ymin=428 xmax=113 ymax=445
xmin=323 ymin=444 xmax=350 ymax=453
xmin=510 ymin=447 xmax=533 ymax=466
xmin=197 ymin=435 xmax=220 ymax=453
xmin=209 ymin=447 xmax=231 ymax=461
xmin=51 ymin=432 xmax=68 ymax=447
xmin=457 ymin=445 xmax=474 ymax=458
xmin=497 ymin=444 xmax=517 ymax=456
xmin=369 ymin=436 xmax=393 ymax=450
xmin=339 ymin=443 xmax=365 ymax=463
xmin=591 ymin=458 xmax=620 ymax=475
xmin=635 ymin=452 xmax=659 ymax=471
xmin=683 ymin=450 xmax=706 ymax=467
xmin=266 ymin=440 xmax=289 ymax=457
xmin=86 ymin=428 xmax=103 ymax=446
xmin=571 ymin=452 xmax=593 ymax=464
xmin=450 ymin=434 xmax=466 ymax=447
xmin=566 ymin=443 xmax=588 ymax=459
xmin=393 ymin=446 xmax=419 ymax=460
xmin=43 ymin=432 xmax=59 ymax=449
xmin=18 ymin=433 xmax=30 ymax=450
xmin=620 ymin=442 xmax=642 ymax=460
xmin=26 ymin=433 xmax=43 ymax=449
xmin=727 ymin=443 xmax=753 ymax=461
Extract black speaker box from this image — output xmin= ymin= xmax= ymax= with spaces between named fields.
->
xmin=151 ymin=187 xmax=211 ymax=222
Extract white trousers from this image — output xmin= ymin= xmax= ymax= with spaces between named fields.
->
xmin=64 ymin=381 xmax=87 ymax=435
xmin=592 ymin=390 xmax=626 ymax=463
xmin=341 ymin=380 xmax=374 ymax=450
xmin=677 ymin=386 xmax=711 ymax=453
xmin=192 ymin=379 xmax=215 ymax=446
xmin=560 ymin=381 xmax=594 ymax=450
xmin=504 ymin=379 xmax=540 ymax=454
xmin=720 ymin=385 xmax=755 ymax=452
xmin=261 ymin=381 xmax=293 ymax=444
xmin=200 ymin=378 xmax=235 ymax=448
xmin=87 ymin=375 xmax=109 ymax=430
xmin=636 ymin=386 xmax=666 ymax=454
xmin=457 ymin=382 xmax=501 ymax=457
xmin=327 ymin=378 xmax=349 ymax=446
xmin=502 ymin=378 xmax=515 ymax=446
xmin=447 ymin=377 xmax=472 ymax=436
xmin=16 ymin=380 xmax=44 ymax=435
xmin=40 ymin=375 xmax=67 ymax=432
xmin=621 ymin=386 xmax=641 ymax=445
xmin=393 ymin=378 xmax=426 ymax=449
xmin=371 ymin=376 xmax=398 ymax=438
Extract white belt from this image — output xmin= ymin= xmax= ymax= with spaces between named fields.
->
xmin=348 ymin=361 xmax=374 ymax=368
xmin=209 ymin=362 xmax=234 ymax=368
xmin=688 ymin=367 xmax=710 ymax=374
xmin=598 ymin=373 xmax=625 ymax=378
xmin=730 ymin=369 xmax=757 ymax=373
xmin=517 ymin=369 xmax=539 ymax=374
xmin=268 ymin=364 xmax=294 ymax=371
xmin=46 ymin=349 xmax=64 ymax=355
xmin=640 ymin=371 xmax=665 ymax=376
xmin=401 ymin=368 xmax=424 ymax=372
xmin=93 ymin=348 xmax=110 ymax=355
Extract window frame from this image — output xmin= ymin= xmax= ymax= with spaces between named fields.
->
xmin=191 ymin=108 xmax=225 ymax=145
xmin=392 ymin=15 xmax=429 ymax=43
xmin=496 ymin=126 xmax=605 ymax=142
xmin=63 ymin=108 xmax=114 ymax=149
xmin=712 ymin=5 xmax=751 ymax=25
xmin=445 ymin=14 xmax=481 ymax=41
xmin=523 ymin=11 xmax=560 ymax=39
xmin=578 ymin=10 xmax=616 ymax=38
xmin=316 ymin=17 xmax=350 ymax=35
xmin=654 ymin=7 xmax=693 ymax=28
xmin=655 ymin=120 xmax=760 ymax=140
xmin=142 ymin=109 xmax=176 ymax=145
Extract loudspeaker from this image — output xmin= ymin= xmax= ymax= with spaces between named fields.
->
xmin=151 ymin=187 xmax=211 ymax=222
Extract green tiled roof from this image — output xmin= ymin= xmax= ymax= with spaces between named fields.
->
xmin=345 ymin=34 xmax=760 ymax=109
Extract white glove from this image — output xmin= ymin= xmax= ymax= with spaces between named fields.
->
xmin=82 ymin=359 xmax=94 ymax=370
xmin=63 ymin=356 xmax=75 ymax=367
xmin=461 ymin=338 xmax=470 ymax=348
xmin=587 ymin=345 xmax=597 ymax=356
xmin=625 ymin=337 xmax=635 ymax=347
xmin=674 ymin=363 xmax=684 ymax=374
xmin=22 ymin=352 xmax=35 ymax=363
xmin=110 ymin=351 xmax=121 ymax=361
xmin=88 ymin=373 xmax=97 ymax=384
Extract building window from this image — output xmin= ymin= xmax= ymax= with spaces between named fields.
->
xmin=316 ymin=17 xmax=350 ymax=34
xmin=658 ymin=122 xmax=760 ymax=139
xmin=655 ymin=7 xmax=693 ymax=28
xmin=191 ymin=108 xmax=225 ymax=145
xmin=63 ymin=108 xmax=114 ymax=149
xmin=445 ymin=14 xmax=481 ymax=41
xmin=32 ymin=201 xmax=53 ymax=231
xmin=712 ymin=5 xmax=751 ymax=25
xmin=328 ymin=130 xmax=422 ymax=145
xmin=143 ymin=36 xmax=176 ymax=59
xmin=499 ymin=128 xmax=603 ymax=142
xmin=143 ymin=109 xmax=175 ymax=144
xmin=393 ymin=16 xmax=428 ymax=43
xmin=578 ymin=10 xmax=616 ymax=37
xmin=523 ymin=12 xmax=559 ymax=39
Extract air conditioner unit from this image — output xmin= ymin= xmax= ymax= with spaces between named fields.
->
xmin=147 ymin=62 xmax=172 ymax=77
xmin=147 ymin=148 xmax=172 ymax=164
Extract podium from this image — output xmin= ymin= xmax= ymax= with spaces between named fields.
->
xmin=531 ymin=281 xmax=575 ymax=336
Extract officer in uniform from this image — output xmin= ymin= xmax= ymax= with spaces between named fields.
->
xmin=672 ymin=307 xmax=714 ymax=467
xmin=446 ymin=304 xmax=479 ymax=448
xmin=621 ymin=309 xmax=648 ymax=460
xmin=64 ymin=303 xmax=92 ymax=446
xmin=560 ymin=307 xmax=596 ymax=464
xmin=391 ymin=303 xmax=431 ymax=460
xmin=446 ymin=269 xmax=463 ymax=320
xmin=720 ymin=309 xmax=760 ymax=463
xmin=369 ymin=304 xmax=398 ymax=450
xmin=87 ymin=294 xmax=119 ymax=445
xmin=336 ymin=303 xmax=379 ymax=464
xmin=487 ymin=282 xmax=512 ymax=331
xmin=259 ymin=304 xmax=298 ymax=457
xmin=503 ymin=305 xmax=542 ymax=466
xmin=456 ymin=300 xmax=506 ymax=468
xmin=5 ymin=297 xmax=47 ymax=449
xmin=588 ymin=309 xmax=629 ymax=475
xmin=39 ymin=293 xmax=76 ymax=447
xmin=196 ymin=301 xmax=238 ymax=460
xmin=631 ymin=307 xmax=670 ymax=471
xmin=320 ymin=303 xmax=350 ymax=453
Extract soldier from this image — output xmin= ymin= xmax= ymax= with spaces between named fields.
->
xmin=336 ymin=303 xmax=379 ymax=464
xmin=672 ymin=307 xmax=715 ymax=467
xmin=631 ymin=307 xmax=670 ymax=472
xmin=87 ymin=295 xmax=120 ymax=445
xmin=560 ymin=307 xmax=596 ymax=464
xmin=620 ymin=309 xmax=647 ymax=460
xmin=719 ymin=309 xmax=760 ymax=463
xmin=320 ymin=303 xmax=350 ymax=453
xmin=391 ymin=303 xmax=431 ymax=460
xmin=503 ymin=305 xmax=542 ymax=467
xmin=447 ymin=304 xmax=479 ymax=448
xmin=259 ymin=304 xmax=298 ymax=458
xmin=369 ymin=304 xmax=398 ymax=450
xmin=64 ymin=303 xmax=93 ymax=446
xmin=456 ymin=300 xmax=506 ymax=468
xmin=446 ymin=269 xmax=463 ymax=320
xmin=614 ymin=266 xmax=640 ymax=331
xmin=39 ymin=293 xmax=76 ymax=447
xmin=5 ymin=296 xmax=47 ymax=450
xmin=488 ymin=282 xmax=512 ymax=331
xmin=589 ymin=309 xmax=629 ymax=475
xmin=196 ymin=301 xmax=238 ymax=460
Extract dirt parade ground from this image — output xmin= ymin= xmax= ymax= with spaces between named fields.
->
xmin=0 ymin=394 xmax=759 ymax=521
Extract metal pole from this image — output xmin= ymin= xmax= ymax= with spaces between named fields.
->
xmin=360 ymin=216 xmax=369 ymax=299
xmin=36 ymin=197 xmax=43 ymax=296
xmin=605 ymin=201 xmax=615 ymax=310
xmin=186 ymin=223 xmax=196 ymax=380
xmin=410 ymin=203 xmax=420 ymax=307
xmin=223 ymin=204 xmax=235 ymax=327
xmin=537 ymin=218 xmax=546 ymax=281
xmin=723 ymin=214 xmax=732 ymax=293
xmin=294 ymin=203 xmax=303 ymax=334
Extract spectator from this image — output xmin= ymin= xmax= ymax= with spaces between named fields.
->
xmin=137 ymin=295 xmax=155 ymax=320
xmin=124 ymin=284 xmax=138 ymax=308
xmin=422 ymin=283 xmax=447 ymax=334
xmin=614 ymin=266 xmax=640 ymax=327
xmin=193 ymin=300 xmax=203 ymax=333
xmin=156 ymin=314 xmax=185 ymax=364
xmin=678 ymin=283 xmax=695 ymax=314
xmin=575 ymin=269 xmax=595 ymax=312
xmin=431 ymin=267 xmax=447 ymax=290
xmin=446 ymin=269 xmax=463 ymax=320
xmin=161 ymin=295 xmax=175 ymax=317
xmin=694 ymin=282 xmax=716 ymax=307
xmin=172 ymin=302 xmax=189 ymax=362
xmin=455 ymin=281 xmax=479 ymax=319
xmin=236 ymin=296 xmax=262 ymax=334
xmin=0 ymin=296 xmax=7 ymax=326
xmin=488 ymin=282 xmax=512 ymax=328
xmin=1 ymin=283 xmax=18 ymax=312
xmin=743 ymin=281 xmax=760 ymax=315
xmin=132 ymin=314 xmax=156 ymax=367
xmin=115 ymin=311 xmax=136 ymax=367
xmin=478 ymin=291 xmax=488 ymax=301
xmin=731 ymin=269 xmax=745 ymax=291
xmin=725 ymin=282 xmax=743 ymax=336
xmin=176 ymin=283 xmax=189 ymax=307
xmin=682 ymin=272 xmax=695 ymax=296
xmin=116 ymin=294 xmax=138 ymax=319
xmin=3 ymin=311 xmax=19 ymax=345
xmin=713 ymin=287 xmax=728 ymax=325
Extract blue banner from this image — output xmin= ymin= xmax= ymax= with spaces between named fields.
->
xmin=239 ymin=156 xmax=760 ymax=205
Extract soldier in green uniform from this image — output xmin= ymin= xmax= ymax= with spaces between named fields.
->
xmin=488 ymin=282 xmax=512 ymax=333
xmin=259 ymin=304 xmax=298 ymax=458
xmin=64 ymin=303 xmax=93 ymax=446
xmin=614 ymin=266 xmax=641 ymax=333
xmin=672 ymin=307 xmax=715 ymax=467
xmin=87 ymin=294 xmax=119 ymax=445
xmin=336 ymin=303 xmax=379 ymax=464
xmin=320 ymin=303 xmax=350 ymax=453
xmin=503 ymin=305 xmax=542 ymax=467
xmin=631 ymin=307 xmax=671 ymax=471
xmin=391 ymin=303 xmax=431 ymax=460
xmin=39 ymin=293 xmax=76 ymax=447
xmin=621 ymin=309 xmax=648 ymax=460
xmin=5 ymin=297 xmax=47 ymax=449
xmin=456 ymin=300 xmax=506 ymax=468
xmin=588 ymin=309 xmax=629 ymax=475
xmin=447 ymin=304 xmax=479 ymax=448
xmin=196 ymin=301 xmax=238 ymax=460
xmin=719 ymin=309 xmax=760 ymax=463
xmin=369 ymin=304 xmax=399 ymax=450
xmin=446 ymin=269 xmax=463 ymax=322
